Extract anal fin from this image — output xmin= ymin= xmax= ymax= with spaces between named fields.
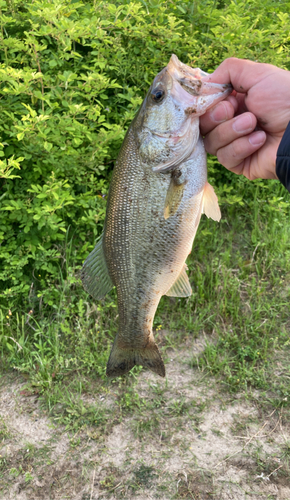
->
xmin=81 ymin=235 xmax=113 ymax=300
xmin=165 ymin=264 xmax=192 ymax=297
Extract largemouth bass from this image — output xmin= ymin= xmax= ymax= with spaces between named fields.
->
xmin=82 ymin=55 xmax=231 ymax=378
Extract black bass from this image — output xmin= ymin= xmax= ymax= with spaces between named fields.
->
xmin=82 ymin=55 xmax=231 ymax=378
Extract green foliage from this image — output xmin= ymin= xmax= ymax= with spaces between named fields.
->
xmin=1 ymin=0 xmax=290 ymax=307
xmin=0 ymin=141 xmax=23 ymax=179
xmin=0 ymin=0 xmax=290 ymax=412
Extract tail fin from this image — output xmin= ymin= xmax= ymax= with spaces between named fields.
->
xmin=106 ymin=337 xmax=165 ymax=378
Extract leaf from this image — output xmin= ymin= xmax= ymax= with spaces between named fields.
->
xmin=44 ymin=142 xmax=53 ymax=152
xmin=176 ymin=5 xmax=186 ymax=13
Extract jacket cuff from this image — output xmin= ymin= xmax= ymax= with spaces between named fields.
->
xmin=276 ymin=121 xmax=290 ymax=192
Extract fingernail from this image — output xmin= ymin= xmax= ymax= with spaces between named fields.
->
xmin=210 ymin=102 xmax=228 ymax=123
xmin=249 ymin=131 xmax=266 ymax=146
xmin=233 ymin=114 xmax=253 ymax=133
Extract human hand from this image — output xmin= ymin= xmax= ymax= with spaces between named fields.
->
xmin=200 ymin=58 xmax=290 ymax=180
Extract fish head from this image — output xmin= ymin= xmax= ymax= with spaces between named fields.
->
xmin=137 ymin=66 xmax=184 ymax=137
xmin=134 ymin=54 xmax=232 ymax=173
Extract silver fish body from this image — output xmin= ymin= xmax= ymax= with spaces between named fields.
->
xmin=82 ymin=55 xmax=232 ymax=377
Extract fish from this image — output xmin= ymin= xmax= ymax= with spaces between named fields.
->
xmin=81 ymin=54 xmax=232 ymax=378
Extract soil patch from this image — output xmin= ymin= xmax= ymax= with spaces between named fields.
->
xmin=0 ymin=341 xmax=289 ymax=499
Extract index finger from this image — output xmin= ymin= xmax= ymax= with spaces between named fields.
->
xmin=200 ymin=95 xmax=237 ymax=136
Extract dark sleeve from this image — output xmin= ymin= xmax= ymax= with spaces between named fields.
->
xmin=276 ymin=121 xmax=290 ymax=192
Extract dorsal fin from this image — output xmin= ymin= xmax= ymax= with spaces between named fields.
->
xmin=202 ymin=182 xmax=221 ymax=221
xmin=81 ymin=235 xmax=113 ymax=300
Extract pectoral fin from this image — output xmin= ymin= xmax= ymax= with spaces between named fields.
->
xmin=202 ymin=182 xmax=221 ymax=221
xmin=81 ymin=235 xmax=113 ymax=300
xmin=166 ymin=264 xmax=192 ymax=297
xmin=164 ymin=177 xmax=185 ymax=219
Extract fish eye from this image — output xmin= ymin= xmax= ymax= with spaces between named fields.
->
xmin=151 ymin=88 xmax=165 ymax=103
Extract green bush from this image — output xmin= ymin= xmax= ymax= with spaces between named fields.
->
xmin=0 ymin=0 xmax=290 ymax=310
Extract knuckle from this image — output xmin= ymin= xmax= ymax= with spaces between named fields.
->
xmin=205 ymin=124 xmax=229 ymax=156
xmin=229 ymin=139 xmax=246 ymax=160
xmin=224 ymin=56 xmax=238 ymax=65
xmin=216 ymin=141 xmax=242 ymax=168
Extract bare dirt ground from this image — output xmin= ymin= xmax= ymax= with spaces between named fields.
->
xmin=0 ymin=335 xmax=289 ymax=500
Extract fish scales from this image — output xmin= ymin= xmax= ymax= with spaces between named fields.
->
xmin=81 ymin=55 xmax=232 ymax=378
xmin=105 ymin=126 xmax=203 ymax=339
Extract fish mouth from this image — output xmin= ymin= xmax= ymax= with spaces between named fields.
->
xmin=167 ymin=54 xmax=232 ymax=111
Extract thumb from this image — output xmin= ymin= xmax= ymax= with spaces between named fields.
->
xmin=203 ymin=57 xmax=278 ymax=94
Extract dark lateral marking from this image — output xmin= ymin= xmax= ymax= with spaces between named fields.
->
xmin=185 ymin=107 xmax=197 ymax=115
xmin=173 ymin=169 xmax=182 ymax=179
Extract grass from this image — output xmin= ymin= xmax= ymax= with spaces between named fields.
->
xmin=1 ymin=179 xmax=290 ymax=425
xmin=0 ymin=418 xmax=10 ymax=443
xmin=0 ymin=177 xmax=290 ymax=500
